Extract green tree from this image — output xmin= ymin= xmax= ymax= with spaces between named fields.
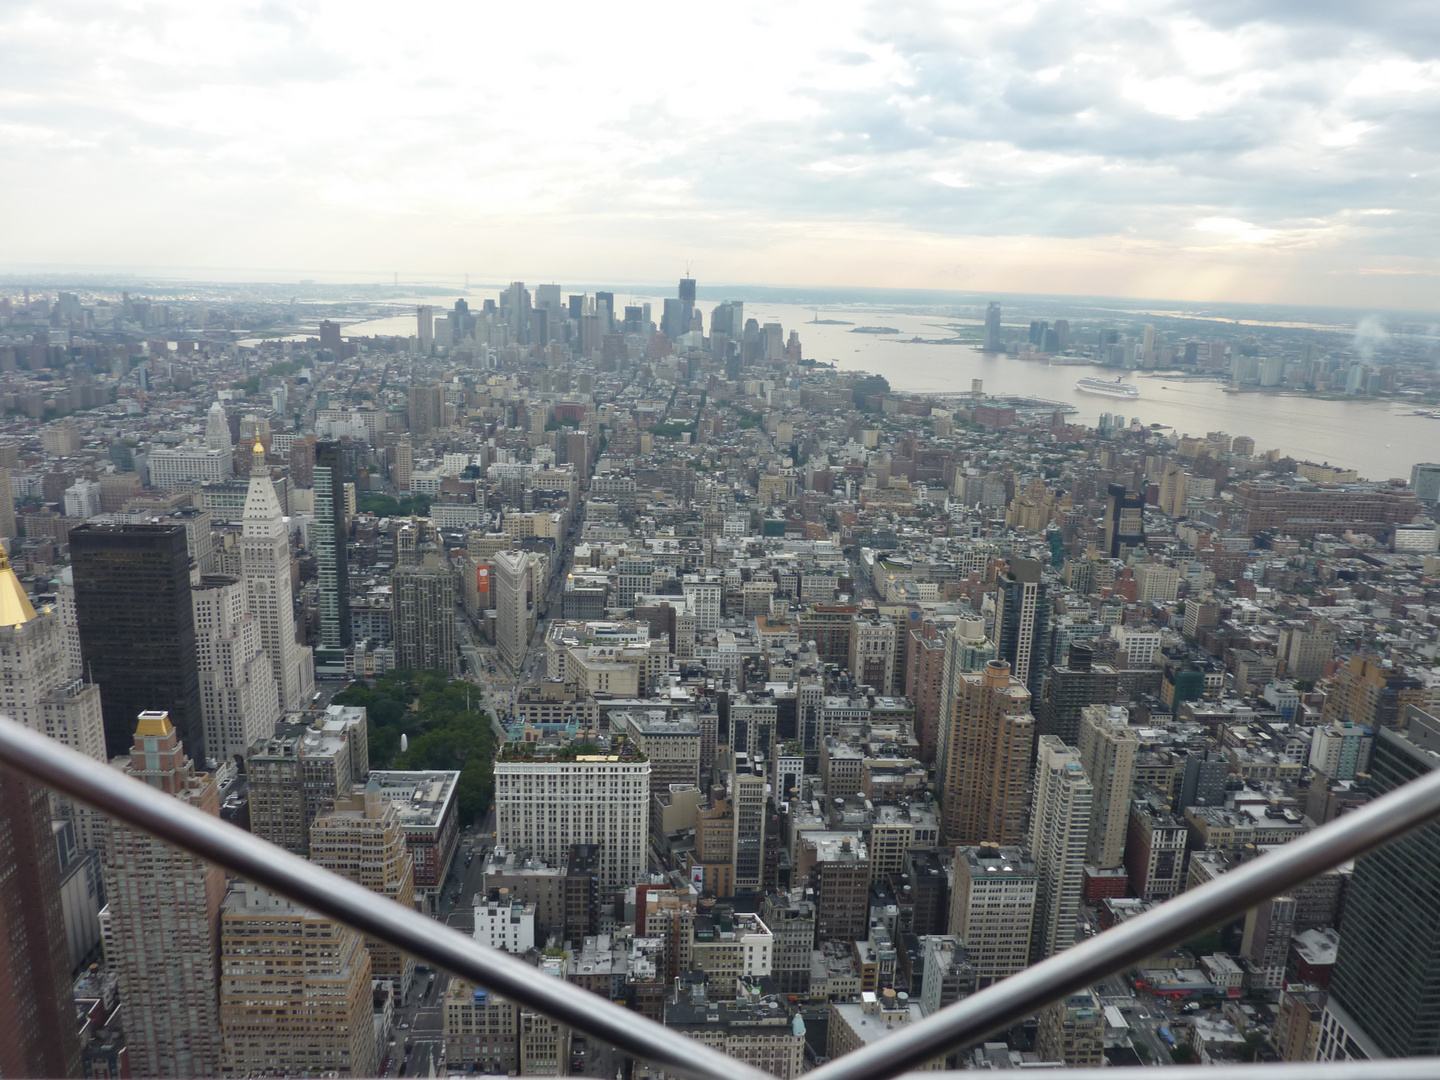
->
xmin=1170 ymin=1042 xmax=1194 ymax=1065
xmin=333 ymin=670 xmax=495 ymax=826
xmin=357 ymin=493 xmax=432 ymax=517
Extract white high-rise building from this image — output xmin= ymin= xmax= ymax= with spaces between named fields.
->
xmin=148 ymin=444 xmax=234 ymax=489
xmin=417 ymin=305 xmax=435 ymax=353
xmin=54 ymin=565 xmax=84 ymax=680
xmin=1029 ymin=736 xmax=1093 ymax=962
xmin=64 ymin=478 xmax=103 ymax=520
xmin=192 ymin=575 xmax=281 ymax=763
xmin=682 ymin=574 xmax=722 ymax=632
xmin=205 ymin=400 xmax=232 ymax=451
xmin=493 ymin=550 xmax=536 ymax=673
xmin=494 ymin=745 xmax=649 ymax=893
xmin=0 ymin=558 xmax=102 ymax=754
xmin=0 ymin=547 xmax=106 ymax=848
xmin=240 ymin=441 xmax=314 ymax=710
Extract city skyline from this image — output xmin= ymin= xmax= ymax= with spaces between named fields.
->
xmin=4 ymin=4 xmax=1440 ymax=307
xmin=3 ymin=266 xmax=1440 ymax=1072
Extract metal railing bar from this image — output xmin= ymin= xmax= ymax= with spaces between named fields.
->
xmin=805 ymin=762 xmax=1440 ymax=1080
xmin=923 ymin=1066 xmax=1434 ymax=1078
xmin=0 ymin=718 xmax=772 ymax=1080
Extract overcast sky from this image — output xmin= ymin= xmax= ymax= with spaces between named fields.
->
xmin=4 ymin=1 xmax=1440 ymax=307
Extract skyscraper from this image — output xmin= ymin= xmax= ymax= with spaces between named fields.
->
xmin=407 ymin=383 xmax=444 ymax=435
xmin=310 ymin=781 xmax=418 ymax=997
xmin=313 ymin=441 xmax=351 ymax=671
xmin=0 ymin=770 xmax=85 ymax=1079
xmin=938 ymin=659 xmax=1035 ymax=846
xmin=730 ymin=761 xmax=767 ymax=893
xmin=595 ymin=290 xmax=615 ymax=331
xmin=495 ymin=741 xmax=650 ymax=893
xmin=219 ymin=882 xmax=377 ymax=1079
xmin=662 ymin=297 xmax=685 ymax=340
xmin=1029 ymin=736 xmax=1093 ymax=961
xmin=534 ymin=283 xmax=562 ymax=311
xmin=1321 ymin=712 xmax=1440 ymax=1058
xmin=391 ymin=554 xmax=457 ymax=674
xmin=416 ymin=304 xmax=434 ymax=353
xmin=1076 ymin=704 xmax=1137 ymax=869
xmin=1034 ymin=643 xmax=1118 ymax=745
xmin=503 ymin=282 xmax=531 ymax=343
xmin=204 ymin=400 xmax=232 ymax=451
xmin=926 ymin=616 xmax=997 ymax=766
xmin=0 ymin=543 xmax=105 ymax=765
xmin=984 ymin=302 xmax=1002 ymax=351
xmin=104 ymin=711 xmax=225 ymax=1077
xmin=241 ymin=439 xmax=313 ymax=710
xmin=1159 ymin=462 xmax=1188 ymax=517
xmin=247 ymin=712 xmax=367 ymax=856
xmin=493 ymin=549 xmax=536 ymax=673
xmin=679 ymin=274 xmax=697 ymax=335
xmin=0 ymin=468 xmax=15 ymax=541
xmin=948 ymin=846 xmax=1037 ymax=986
xmin=1102 ymin=484 xmax=1146 ymax=557
xmin=192 ymin=574 xmax=282 ymax=763
xmin=319 ymin=319 xmax=344 ymax=355
xmin=71 ymin=522 xmax=206 ymax=761
xmin=1410 ymin=462 xmax=1440 ymax=505
xmin=992 ymin=558 xmax=1050 ymax=699
xmin=394 ymin=433 xmax=413 ymax=493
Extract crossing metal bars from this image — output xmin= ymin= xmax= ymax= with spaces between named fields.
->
xmin=3 ymin=714 xmax=1440 ymax=1078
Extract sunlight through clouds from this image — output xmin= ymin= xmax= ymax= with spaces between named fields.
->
xmin=0 ymin=0 xmax=1438 ymax=305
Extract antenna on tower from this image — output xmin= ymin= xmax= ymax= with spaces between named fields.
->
xmin=684 ymin=260 xmax=694 ymax=278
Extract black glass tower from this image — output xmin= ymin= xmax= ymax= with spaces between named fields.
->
xmin=994 ymin=558 xmax=1050 ymax=700
xmin=70 ymin=522 xmax=204 ymax=761
xmin=1102 ymin=484 xmax=1146 ymax=557
xmin=1328 ymin=716 xmax=1440 ymax=1057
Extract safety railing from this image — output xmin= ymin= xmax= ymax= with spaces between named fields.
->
xmin=2 ymin=714 xmax=1438 ymax=1079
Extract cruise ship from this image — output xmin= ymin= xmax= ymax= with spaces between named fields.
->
xmin=1075 ymin=376 xmax=1140 ymax=399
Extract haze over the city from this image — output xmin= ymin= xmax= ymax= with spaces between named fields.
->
xmin=4 ymin=1 xmax=1440 ymax=308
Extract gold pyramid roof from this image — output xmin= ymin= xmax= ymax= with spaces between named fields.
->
xmin=0 ymin=545 xmax=37 ymax=627
xmin=134 ymin=711 xmax=174 ymax=738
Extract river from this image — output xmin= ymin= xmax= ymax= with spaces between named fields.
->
xmin=320 ymin=297 xmax=1434 ymax=482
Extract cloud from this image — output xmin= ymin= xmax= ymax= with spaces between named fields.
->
xmin=0 ymin=0 xmax=1439 ymax=306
